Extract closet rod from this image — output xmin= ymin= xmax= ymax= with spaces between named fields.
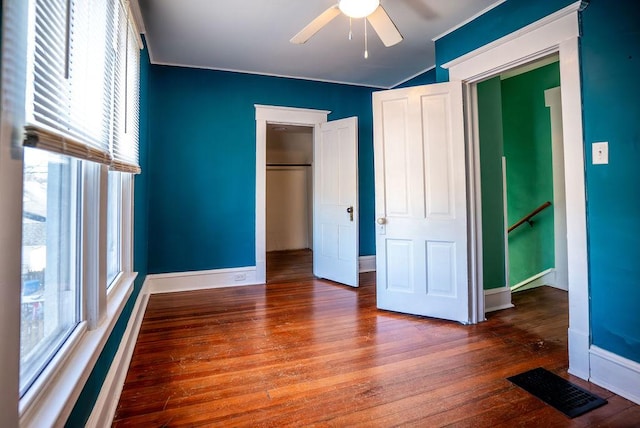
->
xmin=266 ymin=163 xmax=311 ymax=167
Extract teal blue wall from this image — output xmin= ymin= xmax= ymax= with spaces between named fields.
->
xmin=502 ymin=63 xmax=559 ymax=286
xmin=436 ymin=0 xmax=640 ymax=363
xmin=62 ymin=4 xmax=640 ymax=424
xmin=147 ymin=66 xmax=377 ymax=274
xmin=581 ymin=1 xmax=640 ymax=363
xmin=434 ymin=0 xmax=574 ymax=82
xmin=393 ymin=67 xmax=436 ymax=88
xmin=65 ymin=45 xmax=151 ymax=426
xmin=477 ymin=77 xmax=506 ymax=290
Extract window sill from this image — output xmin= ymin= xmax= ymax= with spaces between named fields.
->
xmin=19 ymin=272 xmax=137 ymax=427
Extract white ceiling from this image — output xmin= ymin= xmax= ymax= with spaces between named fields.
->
xmin=134 ymin=0 xmax=503 ymax=89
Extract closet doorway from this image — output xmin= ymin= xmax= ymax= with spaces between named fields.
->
xmin=265 ymin=124 xmax=315 ymax=283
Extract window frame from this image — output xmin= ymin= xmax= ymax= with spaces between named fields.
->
xmin=11 ymin=0 xmax=142 ymax=424
xmin=19 ymin=149 xmax=84 ymax=396
xmin=106 ymin=170 xmax=124 ymax=289
xmin=18 ymin=159 xmax=136 ymax=425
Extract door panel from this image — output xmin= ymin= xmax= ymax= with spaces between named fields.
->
xmin=373 ymin=82 xmax=469 ymax=322
xmin=313 ymin=117 xmax=359 ymax=287
xmin=423 ymin=96 xmax=455 ymax=219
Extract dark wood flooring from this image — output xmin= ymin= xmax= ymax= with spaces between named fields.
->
xmin=266 ymin=249 xmax=313 ymax=284
xmin=113 ymin=251 xmax=639 ymax=427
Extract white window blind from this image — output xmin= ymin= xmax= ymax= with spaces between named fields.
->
xmin=25 ymin=0 xmax=142 ymax=174
xmin=25 ymin=0 xmax=113 ymax=164
xmin=111 ymin=0 xmax=141 ymax=174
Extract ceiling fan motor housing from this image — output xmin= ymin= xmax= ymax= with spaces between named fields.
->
xmin=338 ymin=0 xmax=380 ymax=19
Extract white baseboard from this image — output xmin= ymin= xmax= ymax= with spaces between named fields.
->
xmin=147 ymin=258 xmax=375 ymax=295
xmin=359 ymin=256 xmax=376 ymax=273
xmin=147 ymin=266 xmax=260 ymax=294
xmin=568 ymin=327 xmax=590 ymax=380
xmin=484 ymin=286 xmax=513 ymax=313
xmin=589 ymin=346 xmax=640 ymax=405
xmin=86 ymin=280 xmax=150 ymax=427
xmin=510 ymin=268 xmax=555 ymax=292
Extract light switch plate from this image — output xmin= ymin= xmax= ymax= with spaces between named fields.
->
xmin=592 ymin=141 xmax=608 ymax=164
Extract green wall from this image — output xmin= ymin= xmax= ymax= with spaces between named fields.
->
xmin=477 ymin=77 xmax=506 ymax=289
xmin=477 ymin=63 xmax=559 ymax=289
xmin=502 ymin=62 xmax=559 ymax=286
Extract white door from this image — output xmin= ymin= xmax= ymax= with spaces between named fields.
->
xmin=313 ymin=117 xmax=359 ymax=287
xmin=373 ymin=82 xmax=469 ymax=322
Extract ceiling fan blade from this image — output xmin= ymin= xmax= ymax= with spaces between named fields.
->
xmin=367 ymin=5 xmax=403 ymax=47
xmin=290 ymin=5 xmax=341 ymax=44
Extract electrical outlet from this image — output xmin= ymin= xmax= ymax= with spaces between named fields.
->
xmin=234 ymin=273 xmax=246 ymax=281
xmin=592 ymin=141 xmax=608 ymax=164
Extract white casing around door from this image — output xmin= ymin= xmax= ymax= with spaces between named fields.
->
xmin=373 ymin=82 xmax=469 ymax=322
xmin=313 ymin=117 xmax=359 ymax=287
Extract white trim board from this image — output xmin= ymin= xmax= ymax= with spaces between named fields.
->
xmin=86 ymin=282 xmax=150 ymax=427
xmin=255 ymin=106 xmax=330 ymax=285
xmin=19 ymin=274 xmax=135 ymax=427
xmin=441 ymin=1 xmax=582 ymax=72
xmin=147 ymin=266 xmax=260 ymax=294
xmin=511 ymin=268 xmax=556 ymax=292
xmin=147 ymin=257 xmax=376 ymax=296
xmin=359 ymin=256 xmax=376 ymax=273
xmin=484 ymin=286 xmax=513 ymax=313
xmin=446 ymin=2 xmax=590 ymax=380
xmin=590 ymin=346 xmax=640 ymax=405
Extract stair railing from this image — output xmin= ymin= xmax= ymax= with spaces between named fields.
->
xmin=508 ymin=201 xmax=552 ymax=233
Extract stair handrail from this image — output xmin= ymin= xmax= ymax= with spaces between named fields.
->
xmin=508 ymin=201 xmax=552 ymax=233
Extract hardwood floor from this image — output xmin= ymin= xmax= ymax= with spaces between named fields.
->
xmin=114 ymin=254 xmax=639 ymax=427
xmin=266 ymin=249 xmax=314 ymax=284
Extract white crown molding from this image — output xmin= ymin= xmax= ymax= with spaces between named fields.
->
xmin=390 ymin=65 xmax=436 ymax=88
xmin=442 ymin=1 xmax=582 ymax=71
xmin=432 ymin=0 xmax=507 ymax=42
xmin=145 ymin=59 xmax=388 ymax=89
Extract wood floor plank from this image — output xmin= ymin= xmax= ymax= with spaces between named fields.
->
xmin=113 ymin=251 xmax=639 ymax=427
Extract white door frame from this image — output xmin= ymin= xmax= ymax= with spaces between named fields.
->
xmin=443 ymin=2 xmax=590 ymax=379
xmin=545 ymin=86 xmax=569 ymax=291
xmin=254 ymin=105 xmax=330 ymax=283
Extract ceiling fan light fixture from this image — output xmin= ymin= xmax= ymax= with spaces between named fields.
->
xmin=338 ymin=0 xmax=379 ymax=19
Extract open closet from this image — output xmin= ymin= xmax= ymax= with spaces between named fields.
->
xmin=265 ymin=124 xmax=313 ymax=282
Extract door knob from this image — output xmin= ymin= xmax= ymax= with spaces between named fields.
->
xmin=377 ymin=217 xmax=386 ymax=225
xmin=347 ymin=206 xmax=354 ymax=222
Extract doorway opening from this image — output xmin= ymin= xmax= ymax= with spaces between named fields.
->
xmin=477 ymin=55 xmax=568 ymax=299
xmin=254 ymin=105 xmax=329 ymax=285
xmin=265 ymin=124 xmax=315 ymax=283
xmin=477 ymin=55 xmax=571 ymax=362
xmin=445 ymin=6 xmax=590 ymax=378
xmin=255 ymin=105 xmax=360 ymax=288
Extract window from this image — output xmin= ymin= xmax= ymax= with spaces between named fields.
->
xmin=16 ymin=0 xmax=142 ymax=420
xmin=107 ymin=171 xmax=122 ymax=287
xmin=20 ymin=148 xmax=81 ymax=395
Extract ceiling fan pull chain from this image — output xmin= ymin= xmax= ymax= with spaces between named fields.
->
xmin=364 ymin=18 xmax=369 ymax=58
xmin=349 ymin=17 xmax=353 ymax=40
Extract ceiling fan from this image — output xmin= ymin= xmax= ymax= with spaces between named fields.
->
xmin=290 ymin=0 xmax=403 ymax=51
